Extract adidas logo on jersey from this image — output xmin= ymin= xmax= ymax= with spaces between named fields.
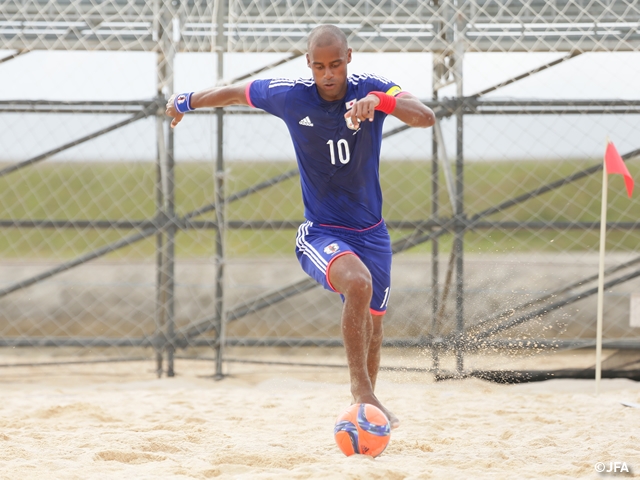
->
xmin=299 ymin=116 xmax=314 ymax=127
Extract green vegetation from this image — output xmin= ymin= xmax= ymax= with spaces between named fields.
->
xmin=0 ymin=159 xmax=638 ymax=259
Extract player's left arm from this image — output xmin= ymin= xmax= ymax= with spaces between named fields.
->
xmin=388 ymin=93 xmax=435 ymax=128
xmin=345 ymin=91 xmax=435 ymax=129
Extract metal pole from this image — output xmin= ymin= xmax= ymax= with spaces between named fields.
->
xmin=431 ymin=75 xmax=440 ymax=372
xmin=454 ymin=12 xmax=465 ymax=374
xmin=165 ymin=132 xmax=176 ymax=377
xmin=214 ymin=107 xmax=225 ymax=380
xmin=213 ymin=0 xmax=227 ymax=380
xmin=156 ymin=0 xmax=168 ymax=378
xmin=157 ymin=0 xmax=178 ymax=377
xmin=155 ymin=0 xmax=167 ymax=379
xmin=595 ymin=161 xmax=609 ymax=395
xmin=155 ymin=105 xmax=166 ymax=378
xmin=454 ymin=108 xmax=464 ymax=374
xmin=166 ymin=1 xmax=178 ymax=377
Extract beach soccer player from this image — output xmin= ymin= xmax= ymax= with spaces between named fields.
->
xmin=166 ymin=24 xmax=435 ymax=428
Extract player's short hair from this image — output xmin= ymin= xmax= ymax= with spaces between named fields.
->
xmin=307 ymin=25 xmax=348 ymax=53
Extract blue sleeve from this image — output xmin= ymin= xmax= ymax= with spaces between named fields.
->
xmin=361 ymin=74 xmax=404 ymax=97
xmin=248 ymin=78 xmax=293 ymax=119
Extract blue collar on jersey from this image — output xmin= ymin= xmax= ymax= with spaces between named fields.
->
xmin=312 ymin=81 xmax=354 ymax=111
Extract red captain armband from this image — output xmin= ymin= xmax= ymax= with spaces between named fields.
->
xmin=367 ymin=91 xmax=397 ymax=114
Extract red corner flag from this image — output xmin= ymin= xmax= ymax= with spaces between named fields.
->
xmin=604 ymin=140 xmax=634 ymax=198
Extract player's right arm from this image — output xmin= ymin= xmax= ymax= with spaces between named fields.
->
xmin=165 ymin=83 xmax=250 ymax=128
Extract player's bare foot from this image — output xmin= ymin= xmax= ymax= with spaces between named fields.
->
xmin=354 ymin=393 xmax=400 ymax=429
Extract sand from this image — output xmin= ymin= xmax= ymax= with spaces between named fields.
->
xmin=0 ymin=352 xmax=639 ymax=479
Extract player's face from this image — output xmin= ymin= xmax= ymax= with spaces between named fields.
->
xmin=307 ymin=42 xmax=352 ymax=102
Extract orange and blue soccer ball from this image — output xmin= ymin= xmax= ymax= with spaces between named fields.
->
xmin=334 ymin=403 xmax=391 ymax=457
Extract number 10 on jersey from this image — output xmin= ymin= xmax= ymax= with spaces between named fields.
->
xmin=327 ymin=139 xmax=351 ymax=165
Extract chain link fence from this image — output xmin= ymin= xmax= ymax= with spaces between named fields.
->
xmin=1 ymin=0 xmax=639 ymax=378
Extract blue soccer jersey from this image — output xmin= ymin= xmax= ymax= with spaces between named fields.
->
xmin=247 ymin=74 xmax=404 ymax=230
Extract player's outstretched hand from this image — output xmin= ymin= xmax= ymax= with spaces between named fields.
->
xmin=165 ymin=94 xmax=184 ymax=128
xmin=344 ymin=94 xmax=380 ymax=130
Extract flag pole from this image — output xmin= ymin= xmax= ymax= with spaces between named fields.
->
xmin=595 ymin=139 xmax=609 ymax=395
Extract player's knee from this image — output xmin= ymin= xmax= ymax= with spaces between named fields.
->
xmin=341 ymin=268 xmax=372 ymax=299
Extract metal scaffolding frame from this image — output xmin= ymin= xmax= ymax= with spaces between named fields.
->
xmin=3 ymin=0 xmax=639 ymax=52
xmin=1 ymin=0 xmax=639 ymax=378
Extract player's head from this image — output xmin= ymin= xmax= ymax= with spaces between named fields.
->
xmin=306 ymin=25 xmax=352 ymax=101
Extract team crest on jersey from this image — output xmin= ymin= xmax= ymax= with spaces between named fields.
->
xmin=324 ymin=243 xmax=340 ymax=255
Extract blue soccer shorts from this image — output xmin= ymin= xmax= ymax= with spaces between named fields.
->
xmin=294 ymin=220 xmax=392 ymax=315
